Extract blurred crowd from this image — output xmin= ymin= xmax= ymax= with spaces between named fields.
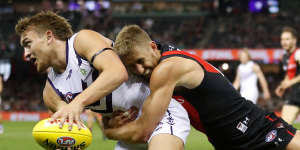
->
xmin=1 ymin=0 xmax=300 ymax=111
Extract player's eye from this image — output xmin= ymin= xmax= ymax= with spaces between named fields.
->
xmin=24 ymin=41 xmax=31 ymax=48
xmin=136 ymin=59 xmax=144 ymax=64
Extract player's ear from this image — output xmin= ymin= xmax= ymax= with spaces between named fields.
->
xmin=150 ymin=41 xmax=157 ymax=51
xmin=45 ymin=30 xmax=54 ymax=44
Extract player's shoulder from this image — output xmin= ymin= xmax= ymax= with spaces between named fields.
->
xmin=251 ymin=62 xmax=261 ymax=72
xmin=75 ymin=29 xmax=112 ymax=45
xmin=153 ymin=57 xmax=198 ymax=80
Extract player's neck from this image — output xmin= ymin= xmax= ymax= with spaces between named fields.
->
xmin=288 ymin=46 xmax=297 ymax=54
xmin=52 ymin=40 xmax=67 ymax=74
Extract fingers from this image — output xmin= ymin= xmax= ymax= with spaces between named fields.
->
xmin=68 ymin=113 xmax=74 ymax=131
xmin=50 ymin=111 xmax=61 ymax=123
xmin=75 ymin=114 xmax=82 ymax=130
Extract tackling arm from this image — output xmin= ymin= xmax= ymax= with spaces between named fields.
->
xmin=104 ymin=58 xmax=202 ymax=143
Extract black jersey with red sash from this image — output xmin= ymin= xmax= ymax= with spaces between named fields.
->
xmin=157 ymin=42 xmax=270 ymax=148
xmin=282 ymin=49 xmax=300 ymax=80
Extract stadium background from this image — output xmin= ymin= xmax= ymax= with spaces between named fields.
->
xmin=0 ymin=0 xmax=300 ymax=149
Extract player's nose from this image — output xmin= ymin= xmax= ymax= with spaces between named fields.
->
xmin=24 ymin=48 xmax=31 ymax=61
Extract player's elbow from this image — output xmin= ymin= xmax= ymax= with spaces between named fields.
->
xmin=115 ymin=67 xmax=128 ymax=82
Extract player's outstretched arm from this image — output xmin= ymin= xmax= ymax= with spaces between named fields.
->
xmin=43 ymin=80 xmax=67 ymax=113
xmin=51 ymin=30 xmax=128 ymax=130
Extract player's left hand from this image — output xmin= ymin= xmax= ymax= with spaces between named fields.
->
xmin=50 ymin=100 xmax=84 ymax=131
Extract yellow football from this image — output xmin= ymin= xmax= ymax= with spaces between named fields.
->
xmin=32 ymin=118 xmax=92 ymax=150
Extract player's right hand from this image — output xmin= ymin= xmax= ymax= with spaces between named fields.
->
xmin=107 ymin=106 xmax=138 ymax=128
xmin=275 ymin=86 xmax=285 ymax=97
xmin=50 ymin=100 xmax=84 ymax=131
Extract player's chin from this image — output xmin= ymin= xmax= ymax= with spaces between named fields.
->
xmin=36 ymin=65 xmax=48 ymax=73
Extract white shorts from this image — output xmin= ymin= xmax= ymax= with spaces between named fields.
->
xmin=114 ymin=99 xmax=190 ymax=150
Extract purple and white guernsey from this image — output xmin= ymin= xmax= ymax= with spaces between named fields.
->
xmin=47 ymin=33 xmax=148 ymax=114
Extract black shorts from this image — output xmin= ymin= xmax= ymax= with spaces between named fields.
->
xmin=214 ymin=112 xmax=296 ymax=150
xmin=285 ymin=84 xmax=300 ymax=106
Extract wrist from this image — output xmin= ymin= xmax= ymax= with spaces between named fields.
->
xmin=56 ymin=101 xmax=67 ymax=110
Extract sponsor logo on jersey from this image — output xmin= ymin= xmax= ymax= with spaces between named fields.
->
xmin=265 ymin=130 xmax=277 ymax=142
xmin=56 ymin=136 xmax=76 ymax=146
xmin=236 ymin=122 xmax=248 ymax=133
xmin=64 ymin=92 xmax=73 ymax=103
xmin=80 ymin=68 xmax=87 ymax=76
xmin=242 ymin=117 xmax=250 ymax=125
xmin=276 ymin=123 xmax=284 ymax=129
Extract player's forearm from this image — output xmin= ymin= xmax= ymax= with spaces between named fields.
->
xmin=43 ymin=98 xmax=67 ymax=113
xmin=289 ymin=75 xmax=300 ymax=86
xmin=104 ymin=120 xmax=149 ymax=143
xmin=75 ymin=69 xmax=128 ymax=107
xmin=258 ymin=75 xmax=270 ymax=94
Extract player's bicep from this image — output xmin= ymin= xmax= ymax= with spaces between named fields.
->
xmin=74 ymin=30 xmax=112 ymax=66
xmin=74 ymin=30 xmax=126 ymax=75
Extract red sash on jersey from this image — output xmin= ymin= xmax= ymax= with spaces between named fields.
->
xmin=162 ymin=51 xmax=220 ymax=74
xmin=287 ymin=49 xmax=300 ymax=79
xmin=173 ymin=96 xmax=206 ymax=133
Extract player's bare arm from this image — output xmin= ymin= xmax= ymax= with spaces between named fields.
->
xmin=104 ymin=57 xmax=203 ymax=143
xmin=43 ymin=80 xmax=67 ymax=113
xmin=73 ymin=30 xmax=128 ymax=107
xmin=51 ymin=30 xmax=128 ymax=130
xmin=233 ymin=69 xmax=240 ymax=90
xmin=253 ymin=63 xmax=270 ymax=100
xmin=275 ymin=75 xmax=289 ymax=97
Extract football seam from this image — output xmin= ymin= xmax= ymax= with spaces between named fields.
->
xmin=32 ymin=131 xmax=92 ymax=137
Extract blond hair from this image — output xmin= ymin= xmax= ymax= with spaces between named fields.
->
xmin=15 ymin=11 xmax=73 ymax=41
xmin=282 ymin=26 xmax=297 ymax=39
xmin=240 ymin=48 xmax=252 ymax=60
xmin=113 ymin=25 xmax=152 ymax=59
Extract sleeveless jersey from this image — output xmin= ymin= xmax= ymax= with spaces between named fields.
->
xmin=157 ymin=42 xmax=267 ymax=147
xmin=282 ymin=48 xmax=300 ymax=80
xmin=238 ymin=61 xmax=258 ymax=92
xmin=237 ymin=61 xmax=259 ymax=103
xmin=47 ymin=34 xmax=148 ymax=114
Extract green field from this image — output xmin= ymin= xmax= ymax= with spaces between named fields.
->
xmin=0 ymin=121 xmax=299 ymax=150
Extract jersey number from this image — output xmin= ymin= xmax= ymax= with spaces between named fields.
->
xmin=82 ymin=80 xmax=113 ymax=113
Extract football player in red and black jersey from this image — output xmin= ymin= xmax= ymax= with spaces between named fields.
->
xmin=276 ymin=27 xmax=300 ymax=125
xmin=105 ymin=25 xmax=300 ymax=150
